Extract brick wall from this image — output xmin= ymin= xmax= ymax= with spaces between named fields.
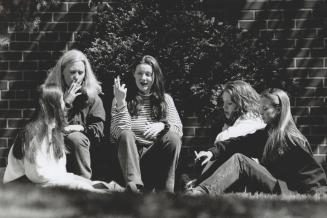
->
xmin=0 ymin=0 xmax=326 ymax=172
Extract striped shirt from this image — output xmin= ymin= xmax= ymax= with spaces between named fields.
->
xmin=110 ymin=93 xmax=183 ymax=146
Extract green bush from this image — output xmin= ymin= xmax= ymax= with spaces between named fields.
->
xmin=76 ymin=0 xmax=292 ymax=128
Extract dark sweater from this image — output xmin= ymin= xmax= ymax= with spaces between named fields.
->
xmin=67 ymin=93 xmax=105 ymax=143
xmin=208 ymin=127 xmax=327 ymax=194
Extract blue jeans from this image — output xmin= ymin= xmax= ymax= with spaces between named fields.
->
xmin=65 ymin=132 xmax=92 ymax=179
xmin=196 ymin=153 xmax=279 ymax=195
xmin=117 ymin=130 xmax=181 ymax=193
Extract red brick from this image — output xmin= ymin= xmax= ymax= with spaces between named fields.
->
xmin=0 ymin=148 xmax=9 ymax=157
xmin=296 ymin=20 xmax=325 ymax=29
xmin=312 ymin=126 xmax=327 ymax=135
xmin=23 ymin=52 xmax=52 ymax=60
xmin=48 ymin=2 xmax=68 ymax=12
xmin=182 ymin=117 xmax=200 ymax=126
xmin=272 ymin=39 xmax=295 ymax=48
xmin=308 ymin=69 xmax=327 ymax=77
xmin=9 ymin=42 xmax=38 ymax=51
xmin=286 ymin=69 xmax=308 ymax=78
xmin=68 ymin=22 xmax=93 ymax=31
xmin=309 ymin=135 xmax=327 ymax=145
xmin=53 ymin=12 xmax=83 ymax=22
xmin=0 ymin=119 xmax=6 ymax=128
xmin=298 ymin=126 xmax=310 ymax=135
xmin=38 ymin=23 xmax=68 ymax=32
xmin=182 ymin=136 xmax=211 ymax=147
xmin=0 ymin=110 xmax=21 ymax=118
xmin=183 ymin=128 xmax=195 ymax=136
xmin=14 ymin=33 xmax=29 ymax=41
xmin=0 ymin=158 xmax=7 ymax=167
xmin=195 ymin=127 xmax=212 ymax=137
xmin=243 ymin=2 xmax=267 ymax=10
xmin=30 ymin=32 xmax=59 ymax=41
xmin=259 ymin=30 xmax=274 ymax=38
xmin=0 ymin=81 xmax=8 ymax=90
xmin=0 ymin=62 xmax=8 ymax=70
xmin=39 ymin=61 xmax=56 ymax=70
xmin=297 ymin=116 xmax=326 ymax=125
xmin=0 ymin=52 xmax=22 ymax=60
xmin=238 ymin=20 xmax=266 ymax=30
xmin=37 ymin=12 xmax=53 ymax=22
xmin=10 ymin=100 xmax=35 ymax=109
xmin=9 ymin=61 xmax=38 ymax=71
xmin=275 ymin=29 xmax=317 ymax=39
xmin=0 ymin=101 xmax=8 ymax=109
xmin=267 ymin=20 xmax=294 ymax=29
xmin=295 ymin=58 xmax=324 ymax=68
xmin=315 ymin=88 xmax=327 ymax=96
xmin=296 ymin=39 xmax=324 ymax=48
xmin=9 ymin=81 xmax=39 ymax=90
xmin=283 ymin=9 xmax=312 ymax=19
xmin=296 ymin=97 xmax=325 ymax=106
xmin=311 ymin=49 xmax=327 ymax=57
xmin=68 ymin=2 xmax=91 ymax=12
xmin=8 ymin=119 xmax=28 ymax=128
xmin=294 ymin=78 xmax=324 ymax=88
xmin=39 ymin=42 xmax=67 ymax=51
xmin=59 ymin=32 xmax=74 ymax=41
xmin=82 ymin=13 xmax=94 ymax=22
xmin=1 ymin=91 xmax=15 ymax=99
xmin=0 ymin=139 xmax=7 ymax=148
xmin=280 ymin=49 xmax=310 ymax=58
xmin=291 ymin=107 xmax=310 ymax=116
xmin=23 ymin=109 xmax=35 ymax=118
xmin=23 ymin=71 xmax=48 ymax=81
xmin=255 ymin=10 xmax=283 ymax=20
xmin=311 ymin=107 xmax=327 ymax=115
xmin=0 ymin=129 xmax=19 ymax=138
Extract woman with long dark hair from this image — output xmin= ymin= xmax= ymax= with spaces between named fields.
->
xmin=3 ymin=84 xmax=122 ymax=192
xmin=186 ymin=88 xmax=327 ymax=195
xmin=111 ymin=55 xmax=183 ymax=193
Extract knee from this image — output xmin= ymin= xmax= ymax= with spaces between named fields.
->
xmin=161 ymin=131 xmax=182 ymax=152
xmin=118 ymin=130 xmax=135 ymax=144
xmin=66 ymin=132 xmax=90 ymax=149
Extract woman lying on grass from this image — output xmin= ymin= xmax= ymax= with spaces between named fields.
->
xmin=3 ymin=84 xmax=123 ymax=193
xmin=186 ymin=88 xmax=327 ymax=196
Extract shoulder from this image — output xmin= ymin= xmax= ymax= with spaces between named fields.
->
xmin=164 ymin=93 xmax=174 ymax=103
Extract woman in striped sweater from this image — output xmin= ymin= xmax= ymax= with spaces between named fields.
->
xmin=110 ymin=55 xmax=183 ymax=193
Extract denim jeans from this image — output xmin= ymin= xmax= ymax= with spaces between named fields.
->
xmin=65 ymin=132 xmax=92 ymax=179
xmin=117 ymin=130 xmax=181 ymax=193
xmin=196 ymin=153 xmax=279 ymax=195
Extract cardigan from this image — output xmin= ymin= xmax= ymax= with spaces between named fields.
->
xmin=208 ymin=127 xmax=327 ymax=194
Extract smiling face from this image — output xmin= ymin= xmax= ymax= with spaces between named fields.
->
xmin=62 ymin=61 xmax=86 ymax=88
xmin=222 ymin=91 xmax=237 ymax=119
xmin=134 ymin=63 xmax=154 ymax=94
xmin=260 ymin=96 xmax=280 ymax=125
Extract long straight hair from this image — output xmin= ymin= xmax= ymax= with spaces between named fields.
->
xmin=223 ymin=80 xmax=261 ymax=125
xmin=127 ymin=55 xmax=167 ymax=120
xmin=261 ymin=88 xmax=308 ymax=163
xmin=44 ymin=49 xmax=102 ymax=100
xmin=13 ymin=84 xmax=66 ymax=163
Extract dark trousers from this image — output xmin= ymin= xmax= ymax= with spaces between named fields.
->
xmin=197 ymin=153 xmax=279 ymax=195
xmin=117 ymin=130 xmax=181 ymax=193
xmin=65 ymin=132 xmax=92 ymax=179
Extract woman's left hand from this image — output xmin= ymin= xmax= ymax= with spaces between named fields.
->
xmin=144 ymin=122 xmax=164 ymax=139
xmin=64 ymin=125 xmax=84 ymax=134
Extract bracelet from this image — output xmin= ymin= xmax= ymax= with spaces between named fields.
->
xmin=158 ymin=120 xmax=170 ymax=137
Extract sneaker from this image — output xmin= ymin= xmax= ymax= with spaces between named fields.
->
xmin=92 ymin=180 xmax=125 ymax=192
xmin=126 ymin=182 xmax=143 ymax=194
xmin=184 ymin=187 xmax=206 ymax=196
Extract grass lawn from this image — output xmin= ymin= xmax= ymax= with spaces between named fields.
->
xmin=1 ymin=183 xmax=327 ymax=218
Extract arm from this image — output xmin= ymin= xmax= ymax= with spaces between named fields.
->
xmin=215 ymin=117 xmax=266 ymax=143
xmin=164 ymin=94 xmax=183 ymax=137
xmin=84 ymin=95 xmax=105 ymax=142
xmin=208 ymin=128 xmax=267 ymax=160
xmin=110 ymin=98 xmax=132 ymax=140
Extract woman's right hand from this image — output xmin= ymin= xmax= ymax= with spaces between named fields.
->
xmin=113 ymin=76 xmax=127 ymax=107
xmin=194 ymin=150 xmax=213 ymax=166
xmin=64 ymin=80 xmax=82 ymax=106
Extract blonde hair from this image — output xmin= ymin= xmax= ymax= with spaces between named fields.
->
xmin=261 ymin=88 xmax=307 ymax=163
xmin=44 ymin=49 xmax=102 ymax=99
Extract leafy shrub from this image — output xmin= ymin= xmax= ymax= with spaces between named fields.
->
xmin=76 ymin=0 xmax=292 ymax=129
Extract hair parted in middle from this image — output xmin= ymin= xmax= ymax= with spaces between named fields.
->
xmin=127 ymin=55 xmax=167 ymax=120
xmin=44 ymin=49 xmax=102 ymax=100
xmin=222 ymin=80 xmax=261 ymax=124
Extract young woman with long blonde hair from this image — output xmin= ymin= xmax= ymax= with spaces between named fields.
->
xmin=186 ymin=88 xmax=327 ymax=195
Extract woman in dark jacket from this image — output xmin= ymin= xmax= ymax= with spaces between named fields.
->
xmin=186 ymin=88 xmax=327 ymax=195
xmin=44 ymin=49 xmax=105 ymax=179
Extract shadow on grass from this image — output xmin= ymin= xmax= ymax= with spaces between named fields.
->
xmin=1 ymin=183 xmax=327 ymax=218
